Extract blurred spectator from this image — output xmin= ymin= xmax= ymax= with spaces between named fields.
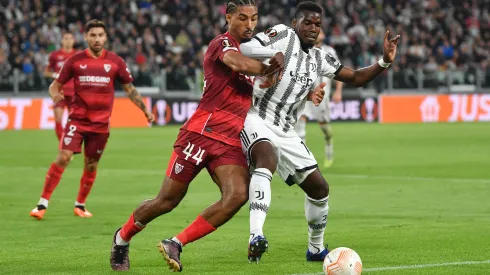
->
xmin=0 ymin=0 xmax=489 ymax=92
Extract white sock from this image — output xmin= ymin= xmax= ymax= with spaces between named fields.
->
xmin=75 ymin=201 xmax=85 ymax=207
xmin=249 ymin=168 xmax=272 ymax=242
xmin=115 ymin=231 xmax=129 ymax=246
xmin=171 ymin=237 xmax=183 ymax=247
xmin=37 ymin=198 xmax=49 ymax=208
xmin=295 ymin=119 xmax=307 ymax=142
xmin=304 ymin=195 xmax=329 ymax=254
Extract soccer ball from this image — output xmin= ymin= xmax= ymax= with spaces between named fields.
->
xmin=323 ymin=247 xmax=362 ymax=275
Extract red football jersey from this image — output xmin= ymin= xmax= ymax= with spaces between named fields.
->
xmin=57 ymin=48 xmax=133 ymax=133
xmin=182 ymin=32 xmax=254 ymax=147
xmin=48 ymin=49 xmax=76 ymax=95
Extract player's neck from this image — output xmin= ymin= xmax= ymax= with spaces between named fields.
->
xmin=87 ymin=48 xmax=104 ymax=58
xmin=62 ymin=47 xmax=73 ymax=53
xmin=227 ymin=30 xmax=242 ymax=44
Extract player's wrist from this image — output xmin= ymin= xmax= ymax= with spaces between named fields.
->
xmin=378 ymin=58 xmax=391 ymax=68
xmin=52 ymin=72 xmax=59 ymax=79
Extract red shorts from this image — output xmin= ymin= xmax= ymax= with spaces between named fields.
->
xmin=54 ymin=95 xmax=73 ymax=109
xmin=165 ymin=130 xmax=248 ymax=184
xmin=59 ymin=121 xmax=110 ymax=160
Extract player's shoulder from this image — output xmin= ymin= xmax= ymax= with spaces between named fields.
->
xmin=63 ymin=50 xmax=87 ymax=64
xmin=104 ymin=50 xmax=125 ymax=63
xmin=209 ymin=33 xmax=238 ymax=48
xmin=259 ymin=24 xmax=293 ymax=39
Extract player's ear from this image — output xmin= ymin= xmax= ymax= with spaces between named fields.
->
xmin=226 ymin=13 xmax=233 ymax=26
xmin=292 ymin=18 xmax=297 ymax=29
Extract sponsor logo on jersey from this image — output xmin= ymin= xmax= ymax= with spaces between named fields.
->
xmin=80 ymin=64 xmax=87 ymax=69
xmin=289 ymin=71 xmax=313 ymax=87
xmin=79 ymin=76 xmax=111 ymax=83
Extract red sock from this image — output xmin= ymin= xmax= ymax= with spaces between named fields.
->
xmin=55 ymin=122 xmax=63 ymax=141
xmin=40 ymin=163 xmax=65 ymax=200
xmin=176 ymin=215 xmax=216 ymax=246
xmin=120 ymin=213 xmax=145 ymax=242
xmin=76 ymin=170 xmax=97 ymax=204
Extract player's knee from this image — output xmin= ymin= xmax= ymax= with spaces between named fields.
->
xmin=222 ymin=188 xmax=248 ymax=211
xmin=84 ymin=159 xmax=98 ymax=172
xmin=55 ymin=151 xmax=73 ymax=167
xmin=252 ymin=143 xmax=277 ymax=173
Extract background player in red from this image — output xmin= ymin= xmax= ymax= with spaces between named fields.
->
xmin=30 ymin=20 xmax=154 ymax=220
xmin=110 ymin=0 xmax=284 ymax=272
xmin=44 ymin=32 xmax=76 ymax=141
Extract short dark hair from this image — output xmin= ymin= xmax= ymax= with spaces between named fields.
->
xmin=62 ymin=31 xmax=74 ymax=37
xmin=226 ymin=0 xmax=257 ymax=14
xmin=295 ymin=1 xmax=323 ymax=19
xmin=84 ymin=19 xmax=107 ymax=33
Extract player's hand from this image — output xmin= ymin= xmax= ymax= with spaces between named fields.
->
xmin=382 ymin=30 xmax=401 ymax=63
xmin=264 ymin=52 xmax=285 ymax=79
xmin=332 ymin=90 xmax=342 ymax=103
xmin=310 ymin=82 xmax=326 ymax=106
xmin=145 ymin=110 xmax=155 ymax=123
xmin=49 ymin=90 xmax=64 ymax=104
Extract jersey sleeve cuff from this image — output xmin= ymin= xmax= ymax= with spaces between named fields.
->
xmin=334 ymin=64 xmax=343 ymax=76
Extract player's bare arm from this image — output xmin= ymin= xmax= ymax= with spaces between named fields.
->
xmin=222 ymin=51 xmax=283 ymax=77
xmin=334 ymin=30 xmax=400 ymax=87
xmin=48 ymin=80 xmax=64 ymax=103
xmin=123 ymin=83 xmax=154 ymax=123
xmin=332 ymin=81 xmax=343 ymax=103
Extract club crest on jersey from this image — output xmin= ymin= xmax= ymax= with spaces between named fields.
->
xmin=104 ymin=64 xmax=111 ymax=73
xmin=175 ymin=163 xmax=184 ymax=174
xmin=264 ymin=28 xmax=277 ymax=37
xmin=64 ymin=137 xmax=72 ymax=145
xmin=222 ymin=39 xmax=233 ymax=48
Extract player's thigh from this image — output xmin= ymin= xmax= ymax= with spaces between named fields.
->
xmin=59 ymin=123 xmax=83 ymax=154
xmin=298 ymin=168 xmax=329 ymax=200
xmin=84 ymin=132 xmax=110 ymax=161
xmin=241 ymin=114 xmax=278 ymax=169
xmin=211 ymin=163 xmax=250 ymax=202
xmin=276 ymin=134 xmax=318 ymax=186
xmin=165 ymin=130 xmax=211 ymax=185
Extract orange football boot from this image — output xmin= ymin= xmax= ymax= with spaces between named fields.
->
xmin=30 ymin=207 xmax=46 ymax=220
xmin=74 ymin=207 xmax=93 ymax=218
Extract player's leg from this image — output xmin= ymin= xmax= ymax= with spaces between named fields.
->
xmin=73 ymin=132 xmax=110 ymax=217
xmin=318 ymin=100 xmax=334 ymax=167
xmin=241 ymin=114 xmax=278 ymax=262
xmin=275 ymin=134 xmax=329 ymax=260
xmin=30 ymin=124 xmax=82 ymax=220
xmin=111 ymin=131 xmax=205 ymax=271
xmin=158 ymin=144 xmax=251 ymax=271
xmin=53 ymin=104 xmax=64 ymax=141
xmin=299 ymin=169 xmax=330 ymax=261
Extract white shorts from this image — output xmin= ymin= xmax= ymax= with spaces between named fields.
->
xmin=302 ymin=100 xmax=331 ymax=123
xmin=241 ymin=113 xmax=318 ymax=185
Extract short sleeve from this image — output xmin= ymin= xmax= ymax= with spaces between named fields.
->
xmin=319 ymin=50 xmax=343 ymax=79
xmin=216 ymin=38 xmax=240 ymax=62
xmin=56 ymin=56 xmax=74 ymax=84
xmin=252 ymin=24 xmax=290 ymax=50
xmin=117 ymin=58 xmax=133 ymax=84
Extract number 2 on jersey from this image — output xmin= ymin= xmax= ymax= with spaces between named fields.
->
xmin=67 ymin=125 xmax=77 ymax=137
xmin=183 ymin=142 xmax=206 ymax=165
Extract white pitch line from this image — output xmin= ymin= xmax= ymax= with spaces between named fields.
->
xmin=1 ymin=166 xmax=489 ymax=183
xmin=290 ymin=259 xmax=490 ymax=275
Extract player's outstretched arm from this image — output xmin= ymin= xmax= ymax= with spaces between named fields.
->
xmin=122 ymin=83 xmax=155 ymax=123
xmin=49 ymin=80 xmax=64 ymax=103
xmin=222 ymin=51 xmax=284 ymax=78
xmin=334 ymin=31 xmax=400 ymax=87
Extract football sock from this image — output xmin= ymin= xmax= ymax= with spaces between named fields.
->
xmin=305 ymin=195 xmax=329 ymax=254
xmin=249 ymin=168 xmax=272 ymax=241
xmin=320 ymin=124 xmax=333 ymax=160
xmin=40 ymin=163 xmax=65 ymax=202
xmin=55 ymin=122 xmax=63 ymax=141
xmin=76 ymin=170 xmax=96 ymax=205
xmin=37 ymin=198 xmax=49 ymax=209
xmin=175 ymin=215 xmax=216 ymax=246
xmin=295 ymin=118 xmax=307 ymax=142
xmin=118 ymin=213 xmax=146 ymax=245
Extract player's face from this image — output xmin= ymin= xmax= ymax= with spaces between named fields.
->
xmin=315 ymin=29 xmax=325 ymax=47
xmin=293 ymin=11 xmax=322 ymax=48
xmin=85 ymin=27 xmax=107 ymax=53
xmin=226 ymin=5 xmax=258 ymax=41
xmin=61 ymin=33 xmax=75 ymax=49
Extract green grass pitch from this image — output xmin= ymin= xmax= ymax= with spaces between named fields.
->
xmin=0 ymin=123 xmax=489 ymax=274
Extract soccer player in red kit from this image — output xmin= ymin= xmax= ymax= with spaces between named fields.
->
xmin=30 ymin=20 xmax=154 ymax=220
xmin=44 ymin=32 xmax=76 ymax=141
xmin=110 ymin=0 xmax=284 ymax=272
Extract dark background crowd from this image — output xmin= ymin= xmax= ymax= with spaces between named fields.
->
xmin=0 ymin=0 xmax=489 ymax=92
